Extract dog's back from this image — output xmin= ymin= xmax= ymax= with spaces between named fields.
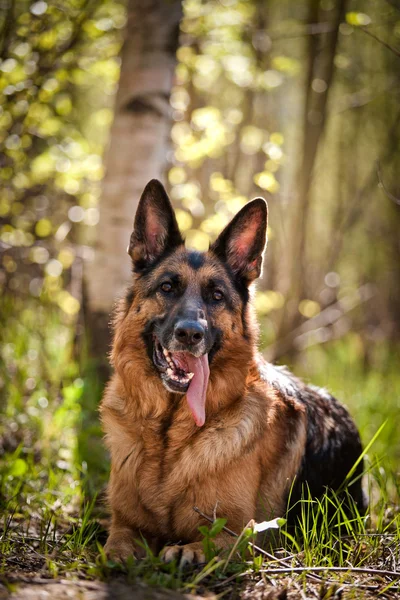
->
xmin=258 ymin=360 xmax=366 ymax=521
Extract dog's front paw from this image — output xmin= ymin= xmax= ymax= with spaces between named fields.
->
xmin=104 ymin=534 xmax=143 ymax=563
xmin=160 ymin=542 xmax=206 ymax=566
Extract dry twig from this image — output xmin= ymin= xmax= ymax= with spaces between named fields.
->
xmin=258 ymin=566 xmax=400 ymax=578
xmin=377 ymin=161 xmax=400 ymax=206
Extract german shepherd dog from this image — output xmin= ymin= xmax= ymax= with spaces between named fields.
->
xmin=101 ymin=179 xmax=365 ymax=564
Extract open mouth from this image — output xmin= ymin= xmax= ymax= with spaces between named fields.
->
xmin=153 ymin=338 xmax=194 ymax=391
xmin=152 ymin=336 xmax=210 ymax=427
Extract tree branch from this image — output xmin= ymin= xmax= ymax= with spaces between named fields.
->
xmin=360 ymin=26 xmax=400 ymax=58
xmin=376 ymin=161 xmax=400 ymax=205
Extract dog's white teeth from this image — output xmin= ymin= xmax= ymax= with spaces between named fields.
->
xmin=166 ymin=372 xmax=190 ymax=384
xmin=161 ymin=349 xmax=191 ymax=384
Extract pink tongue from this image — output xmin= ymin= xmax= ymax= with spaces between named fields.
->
xmin=184 ymin=354 xmax=209 ymax=427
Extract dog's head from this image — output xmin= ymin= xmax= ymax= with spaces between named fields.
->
xmin=116 ymin=179 xmax=268 ymax=426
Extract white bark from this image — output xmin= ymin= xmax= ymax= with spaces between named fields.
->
xmin=86 ymin=0 xmax=182 ymax=314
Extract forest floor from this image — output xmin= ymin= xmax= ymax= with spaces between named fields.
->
xmin=1 ymin=297 xmax=400 ymax=599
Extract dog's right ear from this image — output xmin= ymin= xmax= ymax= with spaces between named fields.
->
xmin=128 ymin=179 xmax=183 ymax=271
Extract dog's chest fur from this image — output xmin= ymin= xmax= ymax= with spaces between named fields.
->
xmin=103 ymin=373 xmax=307 ymax=541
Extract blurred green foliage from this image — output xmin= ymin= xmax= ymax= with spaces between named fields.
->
xmin=0 ymin=293 xmax=107 ymax=508
xmin=168 ymin=0 xmax=285 ymax=251
xmin=0 ymin=294 xmax=83 ymax=508
xmin=0 ymin=0 xmax=124 ymax=313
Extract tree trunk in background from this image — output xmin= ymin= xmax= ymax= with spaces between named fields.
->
xmin=276 ymin=0 xmax=346 ymax=345
xmin=84 ymin=0 xmax=182 ymax=370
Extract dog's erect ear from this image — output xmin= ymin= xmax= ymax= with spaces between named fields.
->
xmin=211 ymin=198 xmax=268 ymax=284
xmin=128 ymin=179 xmax=183 ymax=270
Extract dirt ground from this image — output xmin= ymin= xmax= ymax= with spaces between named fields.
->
xmin=1 ymin=579 xmax=204 ymax=600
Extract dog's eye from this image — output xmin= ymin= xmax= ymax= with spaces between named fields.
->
xmin=213 ymin=290 xmax=224 ymax=302
xmin=160 ymin=282 xmax=172 ymax=293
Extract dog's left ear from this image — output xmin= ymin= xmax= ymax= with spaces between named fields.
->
xmin=128 ymin=179 xmax=183 ymax=270
xmin=211 ymin=198 xmax=268 ymax=284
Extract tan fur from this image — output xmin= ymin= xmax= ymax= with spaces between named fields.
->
xmin=101 ymin=246 xmax=307 ymax=562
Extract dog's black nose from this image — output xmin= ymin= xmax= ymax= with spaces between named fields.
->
xmin=174 ymin=320 xmax=205 ymax=346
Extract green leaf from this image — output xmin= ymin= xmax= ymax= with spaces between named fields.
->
xmin=209 ymin=518 xmax=227 ymax=537
xmin=253 ymin=554 xmax=263 ymax=570
xmin=8 ymin=458 xmax=28 ymax=477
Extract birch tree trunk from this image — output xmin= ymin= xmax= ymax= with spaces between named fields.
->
xmin=84 ymin=0 xmax=182 ymax=364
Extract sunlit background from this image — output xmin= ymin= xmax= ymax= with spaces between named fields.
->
xmin=0 ymin=0 xmax=399 ymax=508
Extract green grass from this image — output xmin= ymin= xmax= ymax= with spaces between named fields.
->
xmin=1 ymin=294 xmax=399 ymax=598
